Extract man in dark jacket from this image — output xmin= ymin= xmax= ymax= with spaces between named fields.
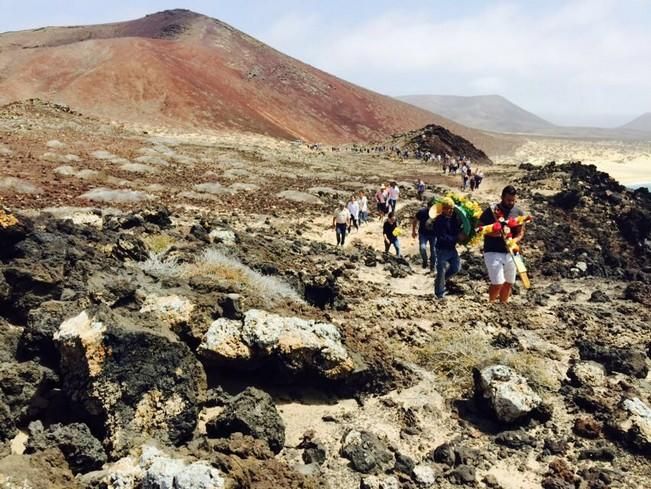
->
xmin=411 ymin=202 xmax=436 ymax=271
xmin=432 ymin=198 xmax=465 ymax=299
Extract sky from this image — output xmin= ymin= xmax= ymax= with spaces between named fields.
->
xmin=1 ymin=0 xmax=650 ymax=127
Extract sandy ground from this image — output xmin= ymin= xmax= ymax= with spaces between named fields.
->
xmin=499 ymin=137 xmax=651 ymax=185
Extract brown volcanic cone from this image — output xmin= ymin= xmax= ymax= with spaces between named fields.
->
xmin=0 ymin=9 xmax=509 ymax=150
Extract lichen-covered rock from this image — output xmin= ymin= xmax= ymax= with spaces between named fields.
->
xmin=474 ymin=365 xmax=543 ymax=424
xmin=206 ymin=387 xmax=285 ymax=454
xmin=79 ymin=445 xmax=226 ymax=489
xmin=197 ymin=309 xmax=355 ymax=380
xmin=608 ymin=397 xmax=651 ymax=455
xmin=54 ymin=307 xmax=206 ymax=456
xmin=567 ymin=361 xmax=607 ymax=388
xmin=26 ymin=420 xmax=107 ymax=474
xmin=339 ymin=430 xmax=393 ymax=474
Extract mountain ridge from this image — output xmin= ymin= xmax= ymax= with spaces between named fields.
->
xmin=0 ymin=9 xmax=512 ymax=153
xmin=397 ymin=94 xmax=556 ymax=134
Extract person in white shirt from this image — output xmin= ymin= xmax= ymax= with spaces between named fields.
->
xmin=375 ymin=184 xmax=388 ymax=218
xmin=332 ymin=202 xmax=351 ymax=246
xmin=347 ymin=195 xmax=360 ymax=232
xmin=358 ymin=191 xmax=369 ymax=224
xmin=387 ymin=182 xmax=400 ymax=213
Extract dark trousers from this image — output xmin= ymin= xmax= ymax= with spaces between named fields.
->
xmin=336 ymin=223 xmax=347 ymax=245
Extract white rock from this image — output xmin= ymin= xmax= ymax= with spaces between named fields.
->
xmin=413 ymin=464 xmax=437 ymax=486
xmin=569 ymin=361 xmax=607 ymax=387
xmin=209 ymin=229 xmax=236 ymax=246
xmin=198 ymin=318 xmax=253 ymax=361
xmin=476 ymin=365 xmax=542 ymax=423
xmin=140 ymin=295 xmax=194 ymax=326
xmin=198 ymin=309 xmax=354 ymax=379
xmin=277 ymin=190 xmax=323 ymax=205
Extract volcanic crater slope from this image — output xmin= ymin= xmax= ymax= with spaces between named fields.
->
xmin=0 ymin=8 xmax=509 ymax=152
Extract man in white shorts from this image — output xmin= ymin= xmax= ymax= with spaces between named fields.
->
xmin=479 ymin=185 xmax=526 ymax=303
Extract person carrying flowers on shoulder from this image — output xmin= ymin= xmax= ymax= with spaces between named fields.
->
xmin=479 ymin=185 xmax=526 ymax=303
xmin=432 ymin=197 xmax=466 ymax=299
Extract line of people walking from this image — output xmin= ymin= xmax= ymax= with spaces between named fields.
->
xmin=332 ymin=179 xmax=525 ymax=303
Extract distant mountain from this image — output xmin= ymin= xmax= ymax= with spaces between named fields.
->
xmin=619 ymin=113 xmax=651 ymax=132
xmin=397 ymin=94 xmax=556 ymax=134
xmin=0 ymin=9 xmax=509 ymax=150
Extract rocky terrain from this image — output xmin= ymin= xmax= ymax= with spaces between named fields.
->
xmin=0 ymin=99 xmax=650 ymax=489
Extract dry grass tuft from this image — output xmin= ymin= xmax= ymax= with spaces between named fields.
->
xmin=413 ymin=329 xmax=558 ymax=397
xmin=138 ymin=252 xmax=182 ymax=280
xmin=187 ymin=248 xmax=302 ymax=307
xmin=142 ymin=234 xmax=176 ymax=254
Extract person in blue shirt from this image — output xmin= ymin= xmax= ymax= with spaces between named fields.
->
xmin=432 ymin=198 xmax=466 ymax=299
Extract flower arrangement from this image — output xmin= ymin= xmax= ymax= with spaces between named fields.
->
xmin=429 ymin=192 xmax=484 ymax=245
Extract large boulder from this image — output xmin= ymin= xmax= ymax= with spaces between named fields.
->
xmin=0 ymin=321 xmax=59 ymax=442
xmin=339 ymin=430 xmax=393 ymax=474
xmin=206 ymin=387 xmax=285 ymax=454
xmin=474 ymin=365 xmax=544 ymax=424
xmin=54 ymin=307 xmax=206 ymax=456
xmin=197 ymin=309 xmax=355 ymax=380
xmin=26 ymin=420 xmax=107 ymax=474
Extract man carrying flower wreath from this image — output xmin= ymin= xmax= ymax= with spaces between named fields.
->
xmin=479 ymin=185 xmax=526 ymax=303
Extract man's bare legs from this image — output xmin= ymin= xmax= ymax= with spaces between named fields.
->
xmin=488 ymin=284 xmax=501 ymax=302
xmin=489 ymin=283 xmax=514 ymax=303
xmin=499 ymin=283 xmax=513 ymax=303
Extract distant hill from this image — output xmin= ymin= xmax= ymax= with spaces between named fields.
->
xmin=397 ymin=94 xmax=556 ymax=134
xmin=619 ymin=113 xmax=651 ymax=132
xmin=0 ymin=9 xmax=511 ymax=152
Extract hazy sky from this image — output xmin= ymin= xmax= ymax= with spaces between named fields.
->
xmin=2 ymin=0 xmax=650 ymax=127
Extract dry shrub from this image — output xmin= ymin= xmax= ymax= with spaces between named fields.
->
xmin=142 ymin=234 xmax=176 ymax=254
xmin=138 ymin=253 xmax=182 ymax=280
xmin=188 ymin=248 xmax=302 ymax=307
xmin=414 ymin=329 xmax=558 ymax=397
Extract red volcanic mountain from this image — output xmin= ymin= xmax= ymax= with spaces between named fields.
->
xmin=0 ymin=9 xmax=503 ymax=148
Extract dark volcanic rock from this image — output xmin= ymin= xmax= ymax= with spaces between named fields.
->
xmin=340 ymin=430 xmax=393 ymax=474
xmin=551 ymin=189 xmax=581 ymax=210
xmin=26 ymin=420 xmax=107 ymax=474
xmin=206 ymin=387 xmax=285 ymax=454
xmin=573 ymin=417 xmax=602 ymax=439
xmin=54 ymin=307 xmax=206 ymax=456
xmin=112 ymin=234 xmax=149 ymax=261
xmin=19 ymin=300 xmax=85 ymax=364
xmin=577 ymin=340 xmax=648 ymax=378
xmin=0 ymin=210 xmax=33 ymax=260
xmin=623 ymin=281 xmax=651 ymax=306
xmin=495 ymin=430 xmax=537 ymax=449
xmin=405 ymin=124 xmax=492 ymax=165
xmin=1 ymin=264 xmax=64 ymax=324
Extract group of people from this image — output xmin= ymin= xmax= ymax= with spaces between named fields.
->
xmin=407 ymin=185 xmax=525 ymax=302
xmin=332 ymin=191 xmax=369 ymax=246
xmin=374 ymin=182 xmax=400 ymax=217
xmin=334 ymin=182 xmax=525 ymax=303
